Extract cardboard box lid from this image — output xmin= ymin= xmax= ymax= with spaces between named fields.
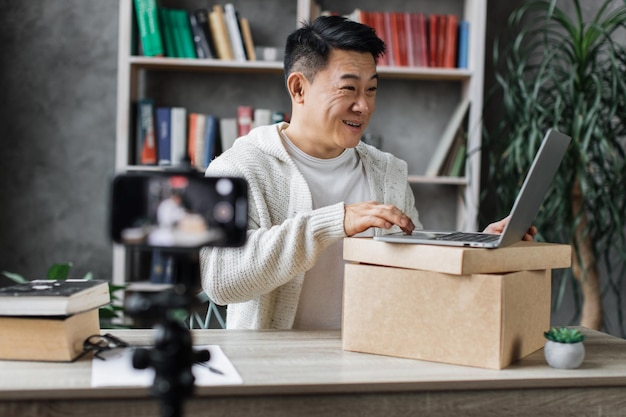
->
xmin=343 ymin=237 xmax=571 ymax=275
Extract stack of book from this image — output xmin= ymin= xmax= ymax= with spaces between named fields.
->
xmin=0 ymin=279 xmax=110 ymax=362
xmin=134 ymin=0 xmax=258 ymax=62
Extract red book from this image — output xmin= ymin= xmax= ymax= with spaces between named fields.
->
xmin=415 ymin=13 xmax=428 ymax=67
xmin=437 ymin=15 xmax=447 ymax=67
xmin=428 ymin=14 xmax=439 ymax=67
xmin=371 ymin=12 xmax=389 ymax=66
xmin=405 ymin=13 xmax=415 ymax=67
xmin=443 ymin=14 xmax=459 ymax=68
xmin=237 ymin=105 xmax=253 ymax=137
xmin=136 ymin=99 xmax=157 ymax=165
xmin=383 ymin=12 xmax=395 ymax=66
xmin=391 ymin=12 xmax=408 ymax=67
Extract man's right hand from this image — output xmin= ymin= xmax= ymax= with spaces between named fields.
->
xmin=344 ymin=201 xmax=415 ymax=237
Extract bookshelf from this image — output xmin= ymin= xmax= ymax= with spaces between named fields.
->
xmin=114 ymin=0 xmax=486 ymax=289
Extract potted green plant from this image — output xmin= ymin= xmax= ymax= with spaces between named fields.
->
xmin=544 ymin=327 xmax=586 ymax=368
xmin=486 ymin=0 xmax=626 ymax=334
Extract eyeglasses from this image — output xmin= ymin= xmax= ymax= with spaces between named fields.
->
xmin=76 ymin=333 xmax=130 ymax=361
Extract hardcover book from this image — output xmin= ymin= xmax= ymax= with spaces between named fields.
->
xmin=0 ymin=308 xmax=100 ymax=362
xmin=188 ymin=11 xmax=211 ymax=59
xmin=188 ymin=112 xmax=207 ymax=168
xmin=136 ymin=98 xmax=157 ymax=165
xmin=156 ymin=106 xmax=172 ymax=166
xmin=133 ymin=0 xmax=164 ymax=57
xmin=457 ymin=20 xmax=470 ymax=69
xmin=239 ymin=18 xmax=256 ymax=61
xmin=209 ymin=4 xmax=234 ymax=60
xmin=0 ymin=279 xmax=110 ymax=316
xmin=170 ymin=107 xmax=187 ymax=166
xmin=224 ymin=3 xmax=247 ymax=62
xmin=237 ymin=105 xmax=253 ymax=136
xmin=203 ymin=115 xmax=219 ymax=166
xmin=194 ymin=9 xmax=218 ymax=59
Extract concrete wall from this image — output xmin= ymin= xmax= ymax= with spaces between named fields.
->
xmin=0 ymin=1 xmax=118 ymax=283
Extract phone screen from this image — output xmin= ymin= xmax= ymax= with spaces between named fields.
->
xmin=110 ymin=172 xmax=248 ymax=249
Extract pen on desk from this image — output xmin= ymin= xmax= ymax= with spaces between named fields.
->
xmin=195 ymin=361 xmax=224 ymax=375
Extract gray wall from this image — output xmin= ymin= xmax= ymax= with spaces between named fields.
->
xmin=0 ymin=1 xmax=118 ymax=283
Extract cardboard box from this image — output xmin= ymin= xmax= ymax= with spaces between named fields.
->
xmin=342 ymin=238 xmax=571 ymax=369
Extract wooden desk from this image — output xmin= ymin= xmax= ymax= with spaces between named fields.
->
xmin=2 ymin=328 xmax=626 ymax=417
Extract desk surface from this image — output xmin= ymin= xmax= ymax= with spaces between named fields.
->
xmin=2 ymin=327 xmax=626 ymax=401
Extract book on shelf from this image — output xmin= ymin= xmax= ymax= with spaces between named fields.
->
xmin=170 ymin=107 xmax=188 ymax=166
xmin=219 ymin=117 xmax=238 ymax=152
xmin=239 ymin=17 xmax=256 ymax=61
xmin=272 ymin=111 xmax=288 ymax=123
xmin=209 ymin=4 xmax=234 ymax=60
xmin=187 ymin=112 xmax=207 ymax=168
xmin=0 ymin=279 xmax=110 ymax=316
xmin=447 ymin=141 xmax=467 ymax=177
xmin=203 ymin=115 xmax=219 ymax=166
xmin=425 ymin=97 xmax=470 ymax=177
xmin=193 ymin=9 xmax=218 ymax=59
xmin=156 ymin=107 xmax=172 ymax=166
xmin=390 ymin=12 xmax=408 ymax=67
xmin=188 ymin=11 xmax=212 ymax=59
xmin=0 ymin=308 xmax=100 ymax=362
xmin=223 ymin=3 xmax=247 ymax=62
xmin=133 ymin=0 xmax=164 ymax=57
xmin=252 ymin=108 xmax=272 ymax=129
xmin=457 ymin=20 xmax=470 ymax=69
xmin=443 ymin=14 xmax=459 ymax=68
xmin=135 ymin=98 xmax=157 ymax=165
xmin=237 ymin=105 xmax=253 ymax=136
xmin=159 ymin=7 xmax=176 ymax=57
xmin=170 ymin=9 xmax=197 ymax=59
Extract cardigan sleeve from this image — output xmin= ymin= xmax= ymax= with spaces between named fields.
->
xmin=200 ymin=130 xmax=347 ymax=305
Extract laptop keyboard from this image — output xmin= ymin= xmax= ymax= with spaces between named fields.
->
xmin=434 ymin=232 xmax=500 ymax=243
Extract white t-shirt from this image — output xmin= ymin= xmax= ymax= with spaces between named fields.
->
xmin=281 ymin=133 xmax=372 ymax=329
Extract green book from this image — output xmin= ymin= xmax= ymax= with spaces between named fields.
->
xmin=133 ymin=0 xmax=164 ymax=56
xmin=159 ymin=8 xmax=177 ymax=57
xmin=175 ymin=9 xmax=198 ymax=59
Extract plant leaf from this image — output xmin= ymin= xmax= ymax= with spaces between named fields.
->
xmin=46 ymin=263 xmax=72 ymax=280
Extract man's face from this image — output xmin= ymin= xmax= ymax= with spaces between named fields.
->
xmin=300 ymin=49 xmax=378 ymax=158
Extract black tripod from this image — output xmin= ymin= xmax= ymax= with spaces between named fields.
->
xmin=125 ymin=251 xmax=209 ymax=417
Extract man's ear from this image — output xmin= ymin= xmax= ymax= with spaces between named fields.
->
xmin=286 ymin=72 xmax=306 ymax=104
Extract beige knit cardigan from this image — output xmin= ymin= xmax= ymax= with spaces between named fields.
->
xmin=200 ymin=122 xmax=421 ymax=329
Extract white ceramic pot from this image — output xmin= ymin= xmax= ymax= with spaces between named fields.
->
xmin=544 ymin=340 xmax=585 ymax=369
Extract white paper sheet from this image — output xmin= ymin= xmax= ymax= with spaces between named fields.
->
xmin=91 ymin=345 xmax=243 ymax=387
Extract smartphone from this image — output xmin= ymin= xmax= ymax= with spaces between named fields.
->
xmin=110 ymin=172 xmax=248 ymax=249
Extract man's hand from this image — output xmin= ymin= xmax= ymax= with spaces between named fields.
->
xmin=344 ymin=201 xmax=415 ymax=237
xmin=483 ymin=215 xmax=537 ymax=241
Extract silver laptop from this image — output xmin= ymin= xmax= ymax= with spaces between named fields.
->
xmin=374 ymin=128 xmax=571 ymax=248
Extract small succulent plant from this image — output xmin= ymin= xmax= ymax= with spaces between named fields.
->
xmin=544 ymin=327 xmax=586 ymax=344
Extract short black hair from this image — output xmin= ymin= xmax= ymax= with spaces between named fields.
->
xmin=283 ymin=15 xmax=386 ymax=85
